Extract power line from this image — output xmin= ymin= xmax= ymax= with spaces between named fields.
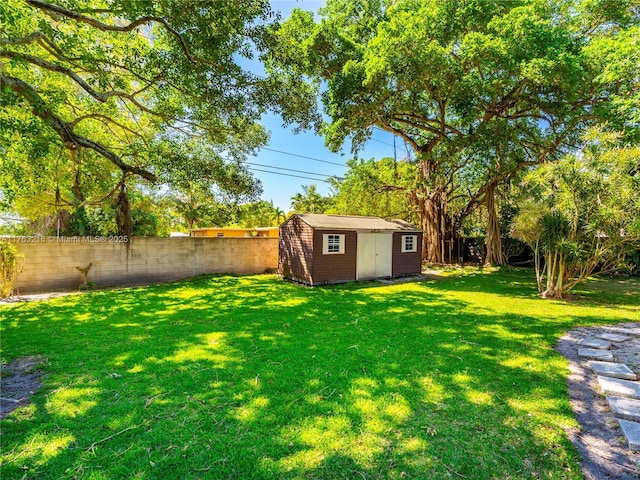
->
xmin=248 ymin=167 xmax=335 ymax=183
xmin=246 ymin=161 xmax=335 ymax=178
xmin=370 ymin=137 xmax=395 ymax=147
xmin=223 ymin=156 xmax=341 ymax=181
xmin=373 ymin=126 xmax=415 ymax=161
xmin=261 ymin=147 xmax=347 ymax=167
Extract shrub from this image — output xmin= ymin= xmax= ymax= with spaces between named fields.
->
xmin=0 ymin=241 xmax=23 ymax=298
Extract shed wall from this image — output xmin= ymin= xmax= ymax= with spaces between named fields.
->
xmin=392 ymin=232 xmax=423 ymax=277
xmin=310 ymin=230 xmax=357 ymax=284
xmin=278 ymin=217 xmax=314 ymax=284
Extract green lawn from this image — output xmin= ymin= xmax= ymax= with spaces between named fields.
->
xmin=1 ymin=269 xmax=638 ymax=479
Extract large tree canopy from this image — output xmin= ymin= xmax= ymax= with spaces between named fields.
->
xmin=267 ymin=0 xmax=639 ymax=262
xmin=0 ymin=0 xmax=311 ymax=234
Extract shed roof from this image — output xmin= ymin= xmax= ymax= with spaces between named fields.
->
xmin=294 ymin=214 xmax=421 ymax=232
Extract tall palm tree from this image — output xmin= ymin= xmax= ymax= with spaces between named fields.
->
xmin=271 ymin=206 xmax=286 ymax=226
xmin=290 ymin=184 xmax=329 ymax=213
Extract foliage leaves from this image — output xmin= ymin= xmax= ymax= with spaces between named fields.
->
xmin=511 ymin=132 xmax=640 ymax=297
xmin=0 ymin=0 xmax=295 ymax=234
xmin=266 ymin=0 xmax=639 ymax=262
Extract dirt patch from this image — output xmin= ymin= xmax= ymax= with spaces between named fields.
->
xmin=556 ymin=323 xmax=640 ymax=480
xmin=0 ymin=291 xmax=78 ymax=305
xmin=0 ymin=355 xmax=46 ymax=419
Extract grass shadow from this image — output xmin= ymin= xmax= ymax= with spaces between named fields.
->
xmin=1 ymin=270 xmax=637 ymax=478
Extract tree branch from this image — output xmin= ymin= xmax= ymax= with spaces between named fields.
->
xmin=0 ymin=32 xmax=44 ymax=46
xmin=374 ymin=121 xmax=421 ymax=153
xmin=0 ymin=50 xmax=124 ymax=103
xmin=0 ymin=50 xmax=206 ymax=130
xmin=392 ymin=116 xmax=442 ymax=137
xmin=1 ymin=32 xmax=201 ymax=101
xmin=26 ymin=0 xmax=221 ymax=69
xmin=392 ymin=112 xmax=463 ymax=136
xmin=0 ymin=32 xmax=82 ymax=62
xmin=69 ymin=113 xmax=148 ymax=143
xmin=1 ymin=75 xmax=157 ymax=183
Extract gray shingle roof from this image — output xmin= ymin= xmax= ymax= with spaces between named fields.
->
xmin=295 ymin=214 xmax=421 ymax=232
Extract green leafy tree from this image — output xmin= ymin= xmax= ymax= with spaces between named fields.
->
xmin=511 ymin=132 xmax=640 ymax=299
xmin=0 ymin=240 xmax=23 ymax=298
xmin=472 ymin=0 xmax=639 ymax=265
xmin=266 ymin=0 xmax=638 ymax=263
xmin=234 ymin=200 xmax=282 ymax=228
xmin=290 ymin=184 xmax=331 ymax=214
xmin=328 ymin=157 xmax=417 ymax=221
xmin=0 ymin=0 xmax=295 ymax=236
xmin=166 ymin=188 xmax=229 ymax=231
xmin=271 ymin=206 xmax=287 ymax=226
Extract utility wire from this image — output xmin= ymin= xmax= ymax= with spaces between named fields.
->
xmin=261 ymin=147 xmax=347 ymax=167
xmin=248 ymin=167 xmax=336 ymax=183
xmin=223 ymin=155 xmax=337 ymax=178
xmin=373 ymin=126 xmax=415 ymax=161
xmin=370 ymin=137 xmax=395 ymax=147
xmin=246 ymin=161 xmax=335 ymax=178
xmin=223 ymin=155 xmax=341 ymax=181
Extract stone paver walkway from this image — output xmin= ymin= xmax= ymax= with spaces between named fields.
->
xmin=609 ymin=397 xmax=640 ymax=422
xmin=580 ymin=327 xmax=640 ymax=456
xmin=589 ymin=360 xmax=637 ymax=380
xmin=556 ymin=322 xmax=640 ymax=480
xmin=578 ymin=347 xmax=615 ymax=361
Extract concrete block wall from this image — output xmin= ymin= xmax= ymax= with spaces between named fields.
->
xmin=8 ymin=236 xmax=278 ymax=293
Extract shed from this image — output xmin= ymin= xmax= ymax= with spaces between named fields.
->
xmin=279 ymin=214 xmax=423 ymax=285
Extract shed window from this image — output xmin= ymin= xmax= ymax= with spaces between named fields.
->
xmin=217 ymin=233 xmax=224 ymax=237
xmin=323 ymin=234 xmax=345 ymax=254
xmin=401 ymin=235 xmax=418 ymax=253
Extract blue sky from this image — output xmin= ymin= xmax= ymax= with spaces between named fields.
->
xmin=251 ymin=113 xmax=401 ymax=211
xmin=247 ymin=1 xmax=402 ymax=211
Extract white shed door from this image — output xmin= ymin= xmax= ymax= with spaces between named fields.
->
xmin=357 ymin=233 xmax=392 ymax=280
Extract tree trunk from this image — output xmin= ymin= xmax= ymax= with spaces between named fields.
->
xmin=70 ymin=148 xmax=85 ymax=204
xmin=416 ymin=187 xmax=446 ymax=264
xmin=541 ymin=285 xmax=569 ymax=299
xmin=541 ymin=251 xmax=569 ymax=299
xmin=413 ymin=155 xmax=447 ymax=264
xmin=484 ymin=181 xmax=505 ymax=266
xmin=115 ymin=178 xmax=132 ymax=237
xmin=533 ymin=240 xmax=544 ymax=293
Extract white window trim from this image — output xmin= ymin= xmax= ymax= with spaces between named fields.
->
xmin=401 ymin=234 xmax=418 ymax=253
xmin=322 ymin=233 xmax=345 ymax=255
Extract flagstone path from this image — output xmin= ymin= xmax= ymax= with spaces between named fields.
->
xmin=556 ymin=322 xmax=640 ymax=480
